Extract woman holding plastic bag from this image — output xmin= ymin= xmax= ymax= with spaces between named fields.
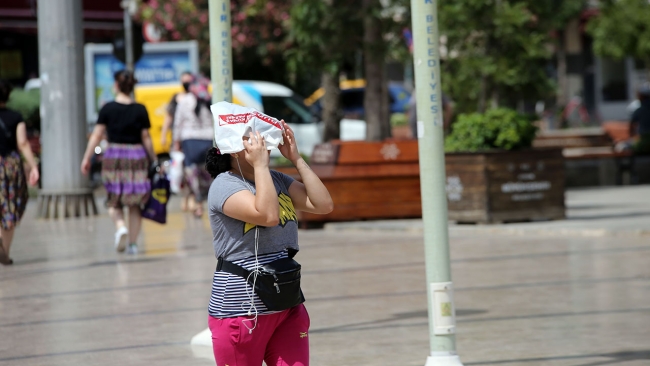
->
xmin=172 ymin=74 xmax=214 ymax=218
xmin=206 ymin=102 xmax=333 ymax=366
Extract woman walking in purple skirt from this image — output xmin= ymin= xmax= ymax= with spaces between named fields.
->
xmin=0 ymin=80 xmax=40 ymax=265
xmin=81 ymin=70 xmax=155 ymax=254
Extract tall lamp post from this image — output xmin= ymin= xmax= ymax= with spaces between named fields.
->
xmin=409 ymin=0 xmax=464 ymax=365
xmin=209 ymin=0 xmax=233 ymax=103
xmin=190 ymin=0 xmax=234 ymax=358
xmin=121 ymin=0 xmax=137 ymax=72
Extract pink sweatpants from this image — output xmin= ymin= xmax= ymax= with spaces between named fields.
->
xmin=208 ymin=304 xmax=310 ymax=366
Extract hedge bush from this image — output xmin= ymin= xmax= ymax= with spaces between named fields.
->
xmin=444 ymin=108 xmax=537 ymax=152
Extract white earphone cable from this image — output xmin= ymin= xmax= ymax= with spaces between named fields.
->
xmin=234 ymin=155 xmax=260 ymax=334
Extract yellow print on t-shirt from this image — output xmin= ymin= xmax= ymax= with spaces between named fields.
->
xmin=243 ymin=192 xmax=297 ymax=234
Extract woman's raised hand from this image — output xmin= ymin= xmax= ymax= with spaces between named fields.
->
xmin=243 ymin=131 xmax=269 ymax=168
xmin=278 ymin=120 xmax=301 ymax=164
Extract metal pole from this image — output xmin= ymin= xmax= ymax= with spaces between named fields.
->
xmin=122 ymin=0 xmax=135 ymax=72
xmin=409 ymin=0 xmax=464 ymax=365
xmin=209 ymin=0 xmax=233 ymax=102
xmin=37 ymin=0 xmax=93 ymax=217
xmin=189 ymin=1 xmax=235 ymax=348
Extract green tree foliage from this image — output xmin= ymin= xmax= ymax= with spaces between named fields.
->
xmin=438 ymin=0 xmax=586 ymax=114
xmin=286 ymin=0 xmax=410 ymax=141
xmin=445 ymin=108 xmax=537 ymax=152
xmin=284 ymin=0 xmax=364 ymax=141
xmin=586 ymin=0 xmax=650 ymax=71
xmin=285 ymin=0 xmax=361 ymax=77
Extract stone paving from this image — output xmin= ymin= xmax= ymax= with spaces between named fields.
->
xmin=0 ymin=186 xmax=649 ymax=366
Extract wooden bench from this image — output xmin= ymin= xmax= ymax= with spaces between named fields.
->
xmin=277 ymin=140 xmax=422 ymax=227
xmin=532 ymin=123 xmax=644 ymax=185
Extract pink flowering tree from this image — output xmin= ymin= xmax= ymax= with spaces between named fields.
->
xmin=138 ymin=0 xmax=291 ymax=72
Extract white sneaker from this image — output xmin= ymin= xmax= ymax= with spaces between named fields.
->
xmin=126 ymin=243 xmax=139 ymax=255
xmin=114 ymin=226 xmax=128 ymax=253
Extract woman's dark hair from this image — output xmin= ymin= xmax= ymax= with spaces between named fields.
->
xmin=114 ymin=70 xmax=137 ymax=94
xmin=205 ymin=147 xmax=231 ymax=178
xmin=195 ymin=99 xmax=210 ymax=117
xmin=0 ymin=80 xmax=13 ymax=103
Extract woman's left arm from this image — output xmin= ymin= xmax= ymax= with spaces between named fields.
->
xmin=278 ymin=121 xmax=333 ymax=214
xmin=288 ymin=159 xmax=334 ymax=214
xmin=16 ymin=122 xmax=39 ymax=186
xmin=140 ymin=106 xmax=156 ymax=161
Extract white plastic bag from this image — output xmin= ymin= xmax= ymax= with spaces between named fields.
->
xmin=210 ymin=101 xmax=284 ymax=153
xmin=168 ymin=151 xmax=185 ymax=194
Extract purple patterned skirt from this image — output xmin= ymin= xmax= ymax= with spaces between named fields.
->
xmin=101 ymin=143 xmax=151 ymax=208
xmin=0 ymin=151 xmax=28 ymax=230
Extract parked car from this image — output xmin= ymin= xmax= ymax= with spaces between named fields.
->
xmin=133 ymin=80 xmax=366 ymax=158
xmin=304 ymin=79 xmax=412 ymax=120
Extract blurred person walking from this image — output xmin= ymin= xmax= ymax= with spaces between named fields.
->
xmin=161 ymin=71 xmax=196 ymax=212
xmin=81 ymin=70 xmax=155 ymax=254
xmin=160 ymin=71 xmax=194 ymax=147
xmin=171 ymin=74 xmax=214 ymax=218
xmin=0 ymin=80 xmax=40 ymax=265
xmin=630 ymin=83 xmax=650 ymax=154
xmin=205 ymin=121 xmax=333 ymax=366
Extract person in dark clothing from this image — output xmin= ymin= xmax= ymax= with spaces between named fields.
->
xmin=630 ymin=83 xmax=650 ymax=154
xmin=0 ymin=80 xmax=40 ymax=265
xmin=81 ymin=70 xmax=156 ymax=255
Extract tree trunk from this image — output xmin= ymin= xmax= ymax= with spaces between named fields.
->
xmin=490 ymin=89 xmax=499 ymax=109
xmin=321 ymin=71 xmax=341 ymax=142
xmin=363 ymin=0 xmax=390 ymax=141
xmin=478 ymin=76 xmax=487 ymax=113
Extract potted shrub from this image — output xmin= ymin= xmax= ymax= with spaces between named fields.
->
xmin=443 ymin=108 xmax=566 ymax=223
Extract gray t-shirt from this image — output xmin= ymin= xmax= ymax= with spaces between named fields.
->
xmin=208 ymin=170 xmax=299 ymax=261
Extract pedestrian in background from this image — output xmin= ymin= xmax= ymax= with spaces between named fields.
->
xmin=161 ymin=71 xmax=196 ymax=212
xmin=81 ymin=70 xmax=155 ymax=254
xmin=205 ymin=121 xmax=333 ymax=366
xmin=160 ymin=71 xmax=194 ymax=148
xmin=0 ymin=80 xmax=40 ymax=265
xmin=172 ymin=74 xmax=214 ymax=218
xmin=630 ymin=83 xmax=650 ymax=154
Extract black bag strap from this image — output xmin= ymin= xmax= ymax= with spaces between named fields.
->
xmin=0 ymin=117 xmax=11 ymax=139
xmin=217 ymin=257 xmax=252 ymax=279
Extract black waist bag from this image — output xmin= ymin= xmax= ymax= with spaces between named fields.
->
xmin=217 ymin=257 xmax=305 ymax=311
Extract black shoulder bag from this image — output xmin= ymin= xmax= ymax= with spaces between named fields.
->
xmin=217 ymin=256 xmax=305 ymax=311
